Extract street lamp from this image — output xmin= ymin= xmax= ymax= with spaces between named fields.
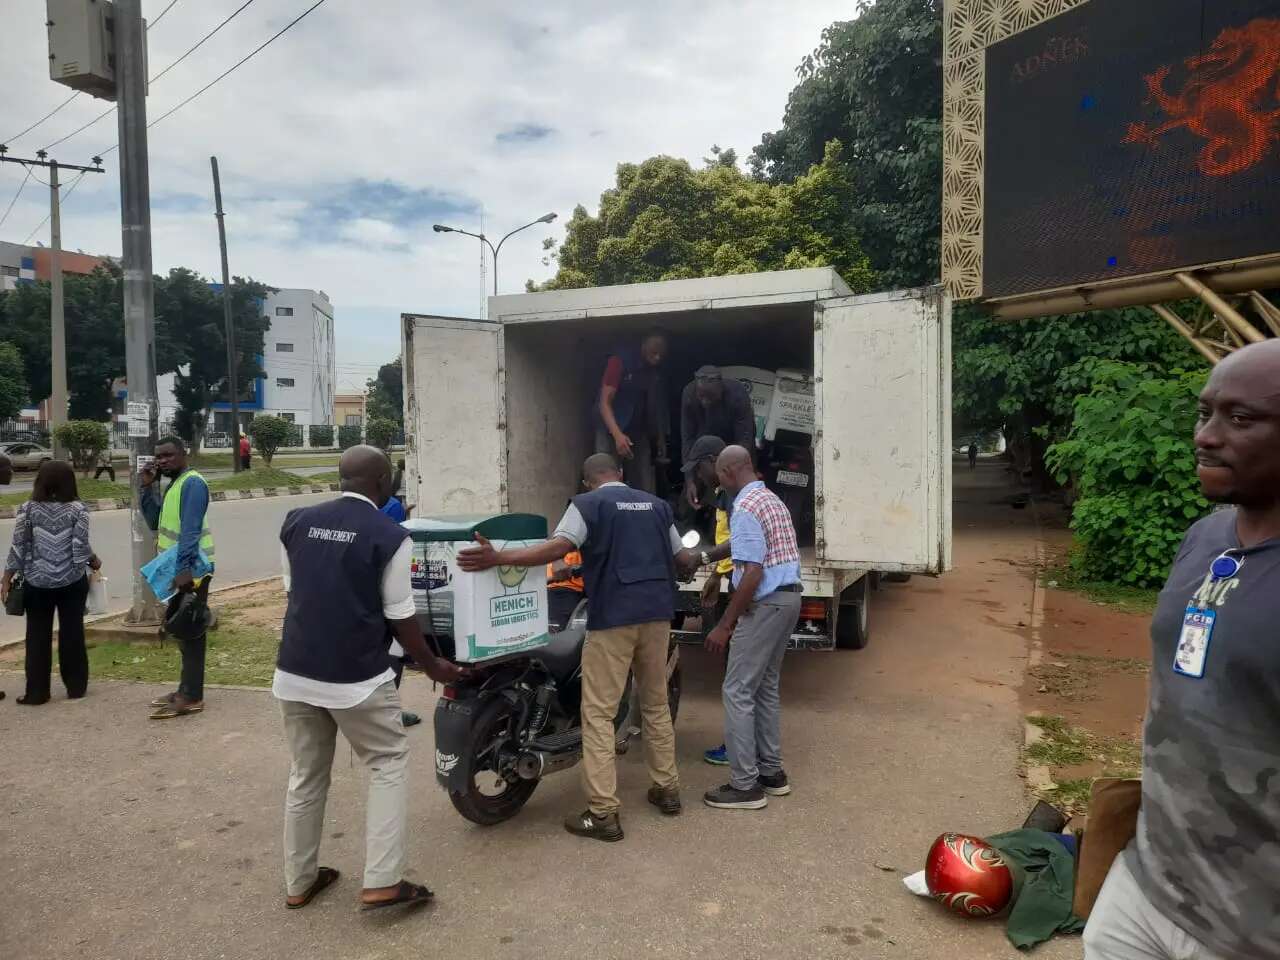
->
xmin=432 ymin=212 xmax=557 ymax=296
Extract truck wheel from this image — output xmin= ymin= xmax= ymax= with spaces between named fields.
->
xmin=836 ymin=576 xmax=870 ymax=650
xmin=448 ymin=695 xmax=538 ymax=826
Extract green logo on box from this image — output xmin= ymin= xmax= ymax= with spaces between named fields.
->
xmin=490 ymin=591 xmax=538 ymax=627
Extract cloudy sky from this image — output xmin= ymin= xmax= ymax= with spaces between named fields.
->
xmin=1 ymin=1 xmax=849 ymax=391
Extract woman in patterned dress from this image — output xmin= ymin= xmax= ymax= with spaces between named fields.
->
xmin=2 ymin=460 xmax=101 ymax=705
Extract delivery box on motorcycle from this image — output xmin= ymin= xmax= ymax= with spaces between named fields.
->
xmin=404 ymin=513 xmax=550 ymax=663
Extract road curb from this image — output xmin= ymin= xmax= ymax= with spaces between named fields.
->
xmin=0 ymin=483 xmax=337 ymax=519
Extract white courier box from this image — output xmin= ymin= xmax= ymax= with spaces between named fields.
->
xmin=405 ymin=515 xmax=550 ymax=663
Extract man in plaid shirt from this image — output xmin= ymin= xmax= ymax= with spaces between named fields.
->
xmin=702 ymin=445 xmax=803 ymax=809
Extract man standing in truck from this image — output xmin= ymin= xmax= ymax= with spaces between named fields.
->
xmin=680 ymin=367 xmax=755 ymax=490
xmin=458 ymin=452 xmax=691 ymax=841
xmin=594 ymin=330 xmax=668 ymax=493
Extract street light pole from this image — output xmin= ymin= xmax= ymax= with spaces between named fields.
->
xmin=432 ymin=212 xmax=557 ymax=296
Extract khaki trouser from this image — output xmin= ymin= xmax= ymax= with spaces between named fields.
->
xmin=279 ymin=681 xmax=408 ymax=896
xmin=580 ymin=620 xmax=678 ymax=815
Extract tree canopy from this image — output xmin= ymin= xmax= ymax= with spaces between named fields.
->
xmin=750 ymin=0 xmax=942 ymax=289
xmin=365 ymin=357 xmax=403 ymax=426
xmin=538 ymin=141 xmax=875 ymax=292
xmin=0 ymin=342 xmax=28 ymax=419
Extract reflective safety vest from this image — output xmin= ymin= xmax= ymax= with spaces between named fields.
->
xmin=158 ymin=470 xmax=215 ymax=577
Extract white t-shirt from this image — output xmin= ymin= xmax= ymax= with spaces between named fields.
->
xmin=271 ymin=492 xmax=416 ymax=709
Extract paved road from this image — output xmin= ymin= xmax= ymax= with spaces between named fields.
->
xmin=0 ymin=466 xmax=1083 ymax=960
xmin=0 ymin=491 xmax=331 ymax=643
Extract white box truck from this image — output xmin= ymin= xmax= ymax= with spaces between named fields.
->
xmin=402 ymin=268 xmax=951 ymax=651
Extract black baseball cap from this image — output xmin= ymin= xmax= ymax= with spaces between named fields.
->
xmin=682 ymin=435 xmax=726 ymax=473
xmin=694 ymin=365 xmax=722 ymax=382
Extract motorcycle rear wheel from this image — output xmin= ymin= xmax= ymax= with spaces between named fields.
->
xmin=449 ymin=695 xmax=539 ymax=826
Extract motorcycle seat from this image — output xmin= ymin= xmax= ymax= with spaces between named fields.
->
xmin=539 ymin=600 xmax=587 ymax=684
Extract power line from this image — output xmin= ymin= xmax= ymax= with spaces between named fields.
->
xmin=0 ymin=168 xmax=33 ymax=229
xmin=5 ymin=0 xmax=182 ymax=149
xmin=41 ymin=0 xmax=259 ymax=154
xmin=23 ymin=171 xmax=88 ymax=244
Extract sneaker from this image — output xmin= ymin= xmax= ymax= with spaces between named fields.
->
xmin=758 ymin=771 xmax=791 ymax=796
xmin=703 ymin=744 xmax=729 ymax=766
xmin=401 ymin=711 xmax=422 ymax=728
xmin=564 ymin=809 xmax=624 ymax=842
xmin=703 ymin=783 xmax=768 ymax=810
xmin=647 ymin=785 xmax=682 ymax=816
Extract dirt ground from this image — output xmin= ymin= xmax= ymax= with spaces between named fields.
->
xmin=0 ymin=464 xmax=1086 ymax=960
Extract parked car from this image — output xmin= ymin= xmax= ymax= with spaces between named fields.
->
xmin=1 ymin=442 xmax=54 ymax=471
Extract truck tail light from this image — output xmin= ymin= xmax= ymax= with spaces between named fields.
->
xmin=799 ymin=599 xmax=826 ymax=620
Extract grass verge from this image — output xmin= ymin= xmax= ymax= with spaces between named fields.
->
xmin=0 ymin=478 xmax=130 ymax=508
xmin=193 ymin=452 xmax=340 ymax=470
xmin=1025 ymin=714 xmax=1141 ymax=816
xmin=205 ymin=467 xmax=308 ymax=492
xmin=1042 ymin=562 xmax=1160 ymax=614
xmin=88 ymin=612 xmax=278 ymax=687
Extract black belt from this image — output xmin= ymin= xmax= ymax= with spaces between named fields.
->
xmin=775 ymin=583 xmax=802 ymax=593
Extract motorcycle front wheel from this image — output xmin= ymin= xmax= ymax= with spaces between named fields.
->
xmin=449 ymin=695 xmax=538 ymax=826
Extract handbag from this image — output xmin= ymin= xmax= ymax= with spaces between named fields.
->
xmin=87 ymin=569 xmax=108 ymax=616
xmin=4 ymin=573 xmax=25 ymax=616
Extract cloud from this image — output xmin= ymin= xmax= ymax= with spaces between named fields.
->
xmin=495 ymin=123 xmax=557 ymax=145
xmin=0 ymin=0 xmax=856 ymax=369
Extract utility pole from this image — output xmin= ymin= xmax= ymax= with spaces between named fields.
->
xmin=115 ymin=0 xmax=162 ymax=625
xmin=0 ymin=149 xmax=104 ymax=456
xmin=210 ymin=156 xmax=241 ymax=472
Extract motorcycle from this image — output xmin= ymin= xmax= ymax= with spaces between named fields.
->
xmin=432 ymin=538 xmax=697 ymax=826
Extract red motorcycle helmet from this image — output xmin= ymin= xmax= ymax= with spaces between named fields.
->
xmin=925 ymin=833 xmax=1013 ymax=918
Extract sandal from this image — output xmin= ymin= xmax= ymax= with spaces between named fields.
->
xmin=359 ymin=881 xmax=434 ymax=912
xmin=285 ymin=867 xmax=340 ymax=910
xmin=149 ymin=699 xmax=204 ymax=720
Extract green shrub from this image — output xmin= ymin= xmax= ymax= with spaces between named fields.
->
xmin=366 ymin=417 xmax=398 ymax=451
xmin=338 ymin=424 xmax=362 ymax=450
xmin=307 ymin=424 xmax=334 ymax=447
xmin=52 ymin=419 xmax=110 ymax=475
xmin=247 ymin=415 xmax=293 ymax=466
xmin=1046 ymin=362 xmax=1210 ymax=586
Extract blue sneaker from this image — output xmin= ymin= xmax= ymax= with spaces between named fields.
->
xmin=703 ymin=744 xmax=729 ymax=766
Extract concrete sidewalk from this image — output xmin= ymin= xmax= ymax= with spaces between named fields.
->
xmin=0 ymin=465 xmax=1081 ymax=960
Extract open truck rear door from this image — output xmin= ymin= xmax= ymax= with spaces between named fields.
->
xmin=813 ymin=287 xmax=952 ymax=574
xmin=402 ymin=314 xmax=505 ymax=515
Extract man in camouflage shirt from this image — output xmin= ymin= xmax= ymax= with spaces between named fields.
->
xmin=1084 ymin=339 xmax=1280 ymax=960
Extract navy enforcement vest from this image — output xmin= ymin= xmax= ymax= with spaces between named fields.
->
xmin=572 ymin=483 xmax=676 ymax=630
xmin=277 ymin=496 xmax=408 ymax=684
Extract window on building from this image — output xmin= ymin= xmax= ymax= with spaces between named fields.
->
xmin=276 ymin=342 xmax=294 ymax=352
xmin=0 ymin=265 xmax=17 ymax=277
xmin=280 ymin=412 xmax=296 ymax=423
xmin=276 ymin=377 xmax=295 ymax=388
xmin=344 ymin=414 xmax=363 ymax=427
xmin=275 ymin=306 xmax=294 ymax=317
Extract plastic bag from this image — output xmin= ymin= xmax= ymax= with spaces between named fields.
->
xmin=87 ymin=570 xmax=108 ymax=615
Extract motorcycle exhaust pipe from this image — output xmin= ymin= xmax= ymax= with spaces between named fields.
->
xmin=516 ymin=747 xmax=582 ymax=780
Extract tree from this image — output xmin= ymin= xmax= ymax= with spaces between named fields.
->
xmin=536 ymin=141 xmax=875 ymax=292
xmin=365 ymin=357 xmax=403 ymax=426
xmin=952 ymin=304 xmax=1205 ymax=486
xmin=751 ymin=0 xmax=943 ymax=289
xmin=1046 ymin=363 xmax=1210 ymax=586
xmin=155 ymin=269 xmax=273 ymax=454
xmin=0 ymin=342 xmax=28 ymax=418
xmin=0 ymin=264 xmax=126 ymax=420
xmin=247 ymin=415 xmax=291 ymax=466
xmin=52 ymin=420 xmax=110 ymax=476
xmin=366 ymin=416 xmax=398 ymax=451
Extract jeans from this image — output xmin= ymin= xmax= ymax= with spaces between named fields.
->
xmin=23 ymin=575 xmax=90 ymax=700
xmin=166 ymin=577 xmax=211 ymax=701
xmin=595 ymin=426 xmax=655 ymax=493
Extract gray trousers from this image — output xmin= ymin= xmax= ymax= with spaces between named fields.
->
xmin=1084 ymin=851 xmax=1227 ymax=960
xmin=723 ymin=590 xmax=801 ymax=790
xmin=595 ymin=426 xmax=655 ymax=494
xmin=279 ymin=681 xmax=408 ymax=896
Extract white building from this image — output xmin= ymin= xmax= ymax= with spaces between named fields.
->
xmin=157 ymin=287 xmax=336 ymax=435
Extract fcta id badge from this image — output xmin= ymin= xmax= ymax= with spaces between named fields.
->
xmin=1173 ymin=606 xmax=1215 ymax=679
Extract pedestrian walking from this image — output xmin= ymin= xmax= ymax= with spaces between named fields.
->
xmin=702 ymin=445 xmax=802 ymax=810
xmin=273 ymin=445 xmax=465 ymax=911
xmin=2 ymin=461 xmax=100 ymax=705
xmin=93 ymin=449 xmax=116 ymax=482
xmin=968 ymin=442 xmax=978 ymax=470
xmin=140 ymin=436 xmax=215 ymax=720
xmin=1083 ymin=339 xmax=1280 ymax=960
xmin=239 ymin=433 xmax=251 ymax=471
xmin=459 ymin=452 xmax=692 ymax=841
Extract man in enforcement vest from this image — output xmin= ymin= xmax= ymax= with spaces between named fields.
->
xmin=274 ymin=445 xmax=467 ymax=911
xmin=140 ymin=436 xmax=215 ymax=720
xmin=458 ymin=452 xmax=691 ymax=841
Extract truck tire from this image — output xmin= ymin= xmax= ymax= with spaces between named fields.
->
xmin=836 ymin=576 xmax=870 ymax=650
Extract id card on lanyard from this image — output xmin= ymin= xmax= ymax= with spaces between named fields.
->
xmin=1174 ymin=552 xmax=1241 ymax=680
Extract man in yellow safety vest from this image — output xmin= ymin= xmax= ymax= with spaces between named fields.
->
xmin=140 ymin=435 xmax=215 ymax=720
